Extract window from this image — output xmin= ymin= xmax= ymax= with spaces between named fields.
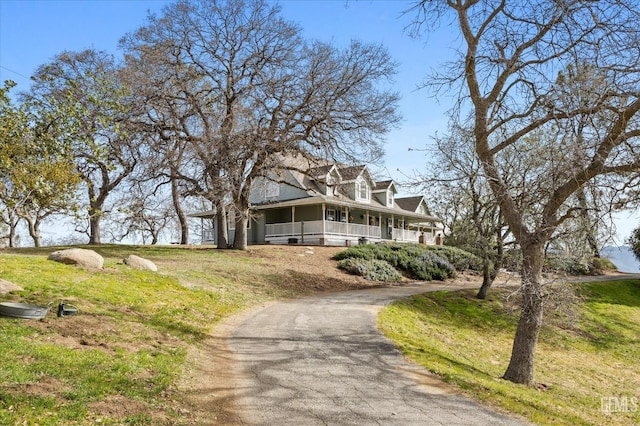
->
xmin=387 ymin=191 xmax=394 ymax=207
xmin=340 ymin=211 xmax=347 ymax=222
xmin=360 ymin=182 xmax=369 ymax=199
xmin=265 ymin=181 xmax=279 ymax=198
xmin=326 ymin=208 xmax=336 ymax=221
xmin=356 ymin=178 xmax=369 ymax=201
xmin=326 ymin=174 xmax=336 ymax=196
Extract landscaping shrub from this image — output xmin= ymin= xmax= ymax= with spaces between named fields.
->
xmin=335 ymin=243 xmax=462 ymax=281
xmin=333 ymin=244 xmax=377 ymax=261
xmin=544 ymin=255 xmax=590 ymax=275
xmin=406 ymin=251 xmax=457 ymax=281
xmin=337 ymin=258 xmax=402 ymax=282
xmin=588 ymin=257 xmax=617 ymax=275
xmin=428 ymin=245 xmax=483 ymax=271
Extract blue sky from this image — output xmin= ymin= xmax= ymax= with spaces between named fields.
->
xmin=0 ymin=0 xmax=449 ymax=178
xmin=1 ymin=0 xmax=638 ymax=244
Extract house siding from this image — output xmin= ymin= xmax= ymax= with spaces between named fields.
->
xmin=250 ymin=176 xmax=309 ymax=204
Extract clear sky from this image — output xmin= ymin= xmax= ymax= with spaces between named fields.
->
xmin=0 ymin=0 xmax=449 ymax=176
xmin=1 ymin=0 xmax=638 ymax=244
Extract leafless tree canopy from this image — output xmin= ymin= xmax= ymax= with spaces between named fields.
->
xmin=409 ymin=0 xmax=640 ymax=385
xmin=120 ymin=0 xmax=401 ymax=249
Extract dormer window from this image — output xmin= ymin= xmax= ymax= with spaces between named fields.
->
xmin=387 ymin=190 xmax=394 ymax=207
xmin=326 ymin=173 xmax=336 ymax=196
xmin=360 ymin=183 xmax=369 ymax=199
xmin=265 ymin=181 xmax=279 ymax=198
xmin=356 ymin=179 xmax=370 ymax=201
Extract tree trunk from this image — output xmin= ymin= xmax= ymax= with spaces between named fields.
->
xmin=7 ymin=215 xmax=19 ymax=248
xmin=87 ymin=185 xmax=103 ymax=244
xmin=171 ymin=169 xmax=189 ymax=245
xmin=576 ymin=188 xmax=599 ymax=257
xmin=215 ymin=201 xmax=228 ymax=249
xmin=89 ymin=217 xmax=101 ymax=244
xmin=232 ymin=188 xmax=250 ymax=250
xmin=503 ymin=241 xmax=545 ymax=386
xmin=232 ymin=210 xmax=248 ymax=250
xmin=476 ymin=257 xmax=493 ymax=299
xmin=477 ymin=228 xmax=505 ymax=299
xmin=24 ymin=216 xmax=42 ymax=248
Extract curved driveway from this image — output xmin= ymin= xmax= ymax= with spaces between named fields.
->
xmin=228 ymin=281 xmax=527 ymax=425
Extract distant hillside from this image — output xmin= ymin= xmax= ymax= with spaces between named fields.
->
xmin=601 ymin=246 xmax=640 ymax=273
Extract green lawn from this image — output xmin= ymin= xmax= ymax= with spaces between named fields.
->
xmin=378 ymin=280 xmax=640 ymax=425
xmin=0 ymin=245 xmax=337 ymax=425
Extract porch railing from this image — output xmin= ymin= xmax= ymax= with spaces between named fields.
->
xmin=265 ymin=220 xmax=382 ymax=239
xmin=204 ymin=221 xmax=434 ymax=244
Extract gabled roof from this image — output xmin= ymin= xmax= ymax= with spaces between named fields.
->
xmin=372 ymin=180 xmax=398 ymax=194
xmin=337 ymin=165 xmax=376 ymax=187
xmin=337 ymin=165 xmax=365 ymax=181
xmin=309 ymin=164 xmax=337 ymax=179
xmin=395 ymin=196 xmax=428 ymax=213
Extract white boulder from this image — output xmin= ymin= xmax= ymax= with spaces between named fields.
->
xmin=48 ymin=248 xmax=104 ymax=270
xmin=123 ymin=254 xmax=158 ymax=272
xmin=0 ymin=279 xmax=23 ymax=294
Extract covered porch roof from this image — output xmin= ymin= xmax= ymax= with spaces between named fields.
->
xmin=188 ymin=196 xmax=442 ymax=223
xmin=253 ymin=196 xmax=441 ymax=223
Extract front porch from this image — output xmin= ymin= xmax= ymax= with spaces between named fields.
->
xmin=263 ymin=219 xmax=435 ymax=246
xmin=260 ymin=201 xmax=440 ymax=246
xmin=196 ymin=202 xmax=442 ymax=246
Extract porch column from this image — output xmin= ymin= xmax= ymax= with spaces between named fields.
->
xmin=322 ymin=203 xmax=326 ymax=234
xmin=366 ymin=212 xmax=370 ymax=236
xmin=392 ymin=214 xmax=395 ymax=241
xmin=345 ymin=207 xmax=350 ymax=235
xmin=292 ymin=206 xmax=295 ymax=236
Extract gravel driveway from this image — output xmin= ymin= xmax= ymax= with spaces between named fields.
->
xmin=228 ymin=281 xmax=528 ymax=425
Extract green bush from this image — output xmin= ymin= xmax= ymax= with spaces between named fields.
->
xmin=589 ymin=257 xmax=617 ymax=275
xmin=428 ymin=245 xmax=483 ymax=271
xmin=406 ymin=251 xmax=457 ymax=281
xmin=335 ymin=243 xmax=462 ymax=281
xmin=337 ymin=258 xmax=402 ymax=282
xmin=333 ymin=244 xmax=377 ymax=261
xmin=544 ymin=255 xmax=590 ymax=275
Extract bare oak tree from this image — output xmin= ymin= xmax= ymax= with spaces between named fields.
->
xmin=122 ymin=0 xmax=400 ymax=249
xmin=419 ymin=126 xmax=510 ymax=299
xmin=410 ymin=0 xmax=640 ymax=385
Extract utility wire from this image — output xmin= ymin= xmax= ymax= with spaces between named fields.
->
xmin=0 ymin=65 xmax=31 ymax=81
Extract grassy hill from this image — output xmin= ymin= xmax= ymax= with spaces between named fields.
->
xmin=0 ymin=244 xmax=638 ymax=425
xmin=0 ymin=244 xmax=368 ymax=425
